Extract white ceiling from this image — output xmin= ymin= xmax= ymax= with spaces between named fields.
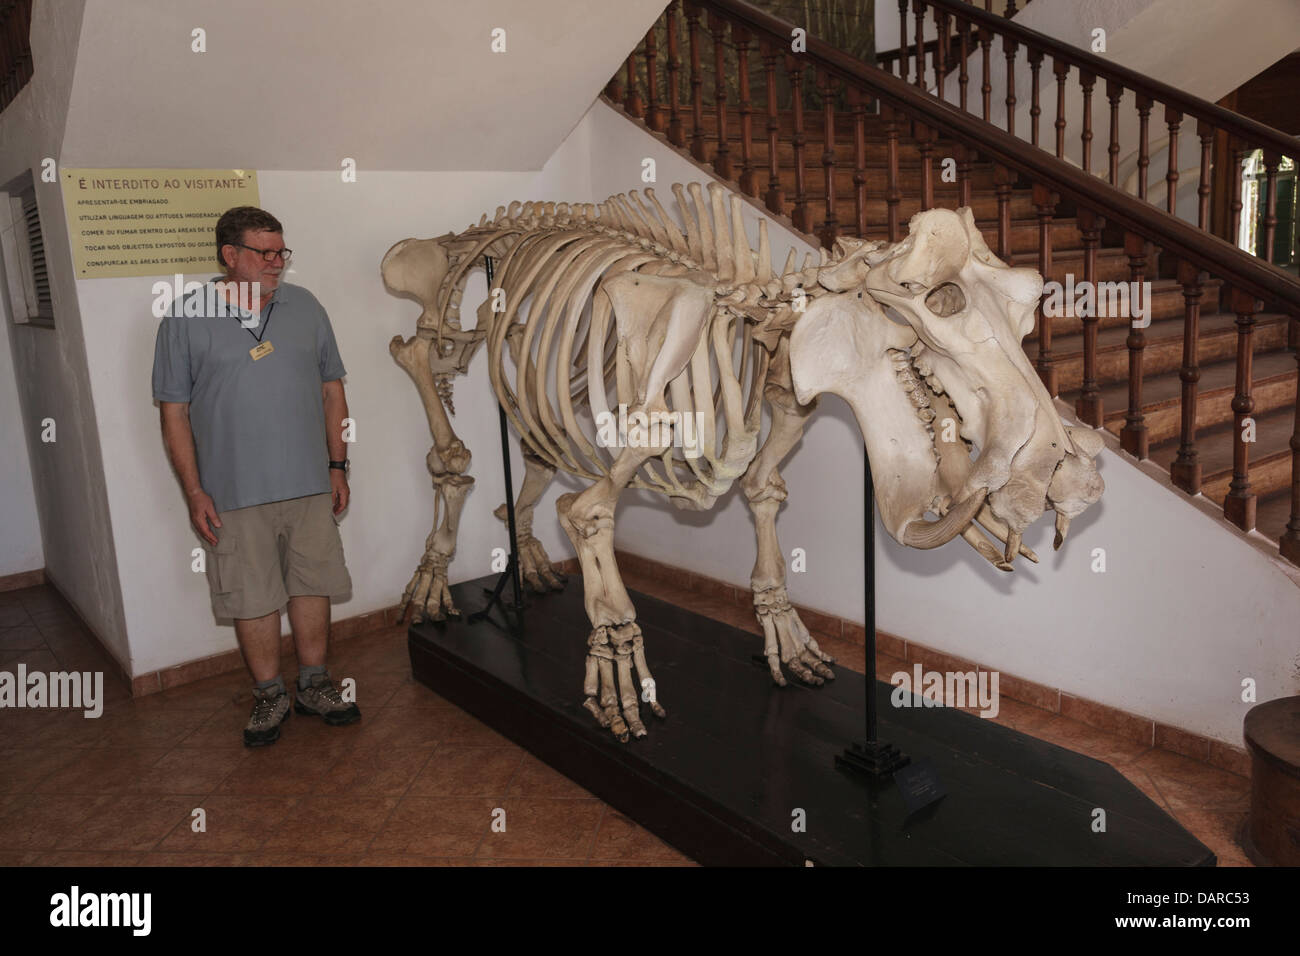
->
xmin=61 ymin=0 xmax=666 ymax=170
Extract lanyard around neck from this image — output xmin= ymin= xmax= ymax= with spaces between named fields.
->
xmin=235 ymin=300 xmax=276 ymax=344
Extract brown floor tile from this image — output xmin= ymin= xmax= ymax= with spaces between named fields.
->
xmin=505 ymin=754 xmax=594 ymax=799
xmin=1028 ymin=716 xmax=1153 ymax=767
xmin=0 ymin=604 xmax=33 ymax=628
xmin=316 ymin=747 xmax=435 ymax=796
xmin=408 ymin=745 xmax=522 ymax=798
xmin=0 ymin=747 xmax=87 ymax=793
xmin=1116 ymin=763 xmax=1174 ymax=814
xmin=138 ymin=852 xmax=254 ymax=866
xmin=351 ymin=705 xmax=451 ymax=749
xmin=260 ymin=795 xmax=399 ymax=853
xmin=383 ymin=679 xmax=462 ymax=711
xmin=1169 ymin=809 xmax=1252 ymax=867
xmin=0 ymin=625 xmax=43 ymax=651
xmin=242 ymin=852 xmax=363 ymax=866
xmin=81 ymin=708 xmax=213 ymax=749
xmin=54 ymin=794 xmax=193 ymax=852
xmin=475 ymin=799 xmax=604 ymax=860
xmin=357 ymin=852 xmax=480 ymax=866
xmin=2 ymin=709 xmax=111 ymax=749
xmin=369 ymin=796 xmax=495 ymax=857
xmin=434 ymin=709 xmax=514 ymax=747
xmin=34 ymin=748 xmax=172 ymax=795
xmin=0 ymin=794 xmax=113 ymax=850
xmin=126 ymin=748 xmax=248 ymax=795
xmin=35 ymin=851 xmax=148 ymax=866
xmin=590 ymin=811 xmax=694 ymax=863
xmin=1129 ymin=749 xmax=1251 ymax=812
xmin=212 ymin=739 xmax=348 ymax=796
xmin=0 ymin=850 xmax=46 ymax=865
xmin=983 ymin=698 xmax=1060 ymax=735
xmin=156 ymin=795 xmax=300 ymax=853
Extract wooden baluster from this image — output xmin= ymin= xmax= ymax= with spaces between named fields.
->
xmin=1052 ymin=57 xmax=1068 ymax=158
xmin=957 ymin=142 xmax=973 ymax=208
xmin=1224 ymin=289 xmax=1261 ymax=531
xmin=914 ymin=1 xmax=927 ymax=89
xmin=1106 ymin=78 xmax=1122 ymax=186
xmin=1003 ymin=35 xmax=1017 ymax=136
xmin=606 ymin=58 xmax=625 ymax=102
xmin=1120 ymin=233 xmax=1150 ymax=459
xmin=734 ymin=25 xmax=756 ymax=196
xmin=980 ymin=26 xmax=992 ymax=121
xmin=1034 ymin=185 xmax=1059 ymax=395
xmin=1196 ymin=120 xmax=1213 ymax=231
xmin=935 ymin=10 xmax=949 ymax=96
xmin=819 ymin=67 xmax=840 ymax=248
xmin=666 ymin=2 xmax=685 ymax=147
xmin=886 ymin=106 xmax=902 ymax=242
xmin=994 ymin=164 xmax=1014 ymax=263
xmin=1080 ymin=69 xmax=1095 ymax=175
xmin=709 ymin=14 xmax=732 ymax=179
xmin=1076 ymin=208 xmax=1105 ymax=426
xmin=1228 ymin=139 xmax=1245 ymax=246
xmin=685 ymin=1 xmax=706 ymax=161
xmin=645 ymin=26 xmax=664 ymax=132
xmin=1004 ymin=1 xmax=1018 ymax=15
xmin=787 ymin=55 xmax=812 ymax=234
xmin=958 ymin=16 xmax=970 ymax=111
xmin=1261 ymin=150 xmax=1281 ymax=262
xmin=625 ymin=50 xmax=645 ymax=118
xmin=918 ymin=121 xmax=935 ymax=211
xmin=1281 ymin=314 xmax=1300 ymax=566
xmin=1136 ymin=93 xmax=1152 ymax=201
xmin=1170 ymin=261 xmax=1205 ymax=494
xmin=1028 ymin=49 xmax=1043 ymax=147
xmin=850 ymin=86 xmax=868 ymax=238
xmin=762 ymin=41 xmax=785 ymax=216
xmin=1164 ymin=106 xmax=1181 ymax=214
xmin=898 ymin=0 xmax=909 ymax=80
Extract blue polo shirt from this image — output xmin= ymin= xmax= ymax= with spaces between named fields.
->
xmin=151 ymin=279 xmax=347 ymax=513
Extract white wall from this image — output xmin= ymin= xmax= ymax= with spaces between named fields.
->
xmin=85 ymin=116 xmax=595 ymax=677
xmin=0 ymin=0 xmax=133 ymax=664
xmin=589 ymin=98 xmax=1300 ymax=748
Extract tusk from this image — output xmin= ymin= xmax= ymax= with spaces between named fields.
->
xmin=902 ymin=488 xmax=988 ymax=549
xmin=962 ymin=524 xmax=1013 ymax=572
xmin=975 ymin=505 xmax=1038 ymax=563
xmin=1003 ymin=529 xmax=1022 ymax=566
xmin=1054 ymin=513 xmax=1071 ymax=550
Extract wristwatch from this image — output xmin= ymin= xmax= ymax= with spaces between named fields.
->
xmin=329 ymin=459 xmax=349 ymax=475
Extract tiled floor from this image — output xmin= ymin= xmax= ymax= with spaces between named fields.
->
xmin=0 ymin=574 xmax=1254 ymax=866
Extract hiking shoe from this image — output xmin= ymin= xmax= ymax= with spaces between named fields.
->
xmin=244 ymin=686 xmax=291 ymax=747
xmin=294 ymin=673 xmax=361 ymax=726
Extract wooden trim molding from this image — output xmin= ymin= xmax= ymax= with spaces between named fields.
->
xmin=0 ymin=567 xmax=45 ymax=592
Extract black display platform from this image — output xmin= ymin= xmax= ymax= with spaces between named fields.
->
xmin=409 ymin=575 xmax=1215 ymax=867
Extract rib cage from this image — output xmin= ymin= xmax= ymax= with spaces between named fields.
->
xmin=433 ymin=183 xmax=796 ymax=507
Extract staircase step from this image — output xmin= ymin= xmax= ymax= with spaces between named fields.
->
xmin=791 ymin=189 xmax=1039 ymax=222
xmin=859 ymin=216 xmax=1083 ymax=254
xmin=1085 ymin=350 xmax=1298 ymax=447
xmin=1030 ymin=278 xmax=1227 ymax=339
xmin=1042 ymin=248 xmax=1134 ymax=285
xmin=1045 ymin=310 xmax=1292 ymax=393
xmin=1143 ymin=405 xmax=1298 ymax=503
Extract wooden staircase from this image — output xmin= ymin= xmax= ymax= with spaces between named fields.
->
xmin=605 ymin=0 xmax=1300 ymax=568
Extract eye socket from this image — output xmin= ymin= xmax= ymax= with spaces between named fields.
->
xmin=924 ymin=282 xmax=966 ymax=317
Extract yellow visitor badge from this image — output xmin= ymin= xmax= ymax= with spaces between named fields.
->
xmin=249 ymin=341 xmax=274 ymax=361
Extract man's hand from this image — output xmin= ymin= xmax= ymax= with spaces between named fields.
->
xmin=187 ymin=488 xmax=222 ymax=546
xmin=330 ymin=468 xmax=350 ymax=515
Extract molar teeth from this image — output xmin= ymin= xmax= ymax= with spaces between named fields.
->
xmin=917 ymin=407 xmax=937 ymax=423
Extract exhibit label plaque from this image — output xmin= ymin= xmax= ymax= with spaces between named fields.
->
xmin=61 ymin=168 xmax=260 ymax=278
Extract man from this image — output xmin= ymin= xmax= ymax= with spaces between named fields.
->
xmin=152 ymin=205 xmax=360 ymax=746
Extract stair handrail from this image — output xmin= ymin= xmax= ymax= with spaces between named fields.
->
xmin=687 ymin=0 xmax=1300 ymax=312
xmin=905 ymin=0 xmax=1300 ymax=166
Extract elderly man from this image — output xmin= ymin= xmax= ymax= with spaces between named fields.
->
xmin=153 ymin=205 xmax=359 ymax=746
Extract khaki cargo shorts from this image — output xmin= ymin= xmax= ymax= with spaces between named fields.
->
xmin=205 ymin=493 xmax=352 ymax=619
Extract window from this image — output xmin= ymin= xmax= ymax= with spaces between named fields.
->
xmin=2 ymin=172 xmax=54 ymax=326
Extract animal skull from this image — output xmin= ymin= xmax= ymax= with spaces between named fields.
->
xmin=791 ymin=208 xmax=1104 ymax=568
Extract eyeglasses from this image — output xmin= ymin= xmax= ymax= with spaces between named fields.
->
xmin=234 ymin=242 xmax=293 ymax=263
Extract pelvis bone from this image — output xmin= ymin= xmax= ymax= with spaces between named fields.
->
xmin=792 ymin=206 xmax=1104 ymax=569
